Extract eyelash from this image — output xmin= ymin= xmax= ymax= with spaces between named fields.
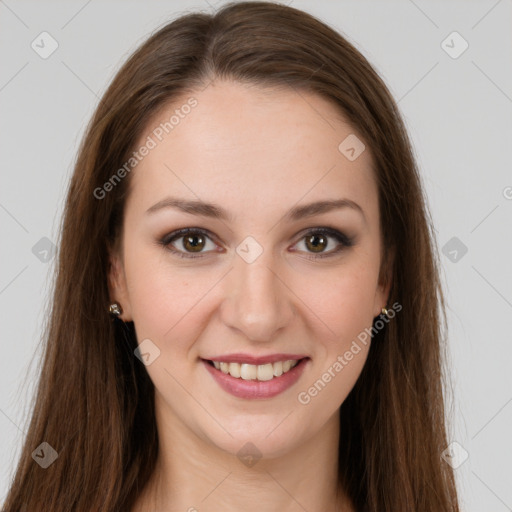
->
xmin=158 ymin=227 xmax=354 ymax=260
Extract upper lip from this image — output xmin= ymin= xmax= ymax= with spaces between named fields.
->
xmin=203 ymin=353 xmax=309 ymax=365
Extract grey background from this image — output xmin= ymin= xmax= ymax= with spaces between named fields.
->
xmin=1 ymin=0 xmax=511 ymax=510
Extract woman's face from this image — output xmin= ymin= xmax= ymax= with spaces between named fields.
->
xmin=109 ymin=79 xmax=391 ymax=459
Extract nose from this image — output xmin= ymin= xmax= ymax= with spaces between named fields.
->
xmin=220 ymin=247 xmax=295 ymax=343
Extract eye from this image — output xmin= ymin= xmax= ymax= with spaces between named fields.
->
xmin=159 ymin=228 xmax=218 ymax=259
xmin=158 ymin=226 xmax=354 ymax=259
xmin=291 ymin=227 xmax=354 ymax=259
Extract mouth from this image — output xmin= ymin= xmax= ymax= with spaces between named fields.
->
xmin=201 ymin=356 xmax=310 ymax=399
xmin=202 ymin=357 xmax=309 ymax=381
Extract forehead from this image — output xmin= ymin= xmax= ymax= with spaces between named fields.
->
xmin=126 ymin=80 xmax=377 ymax=223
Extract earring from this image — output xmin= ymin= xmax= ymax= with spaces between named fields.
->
xmin=381 ymin=307 xmax=388 ymax=316
xmin=109 ymin=302 xmax=123 ymax=316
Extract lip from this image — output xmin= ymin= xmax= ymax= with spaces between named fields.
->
xmin=202 ymin=357 xmax=310 ymax=399
xmin=205 ymin=353 xmax=309 ymax=365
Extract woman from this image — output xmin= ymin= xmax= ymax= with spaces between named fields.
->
xmin=2 ymin=2 xmax=460 ymax=511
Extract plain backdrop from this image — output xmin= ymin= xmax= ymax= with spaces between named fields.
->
xmin=1 ymin=1 xmax=511 ymax=510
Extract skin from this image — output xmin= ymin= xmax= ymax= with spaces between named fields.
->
xmin=108 ymin=79 xmax=392 ymax=512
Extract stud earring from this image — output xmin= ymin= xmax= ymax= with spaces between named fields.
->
xmin=109 ymin=302 xmax=123 ymax=316
xmin=381 ymin=307 xmax=389 ymax=316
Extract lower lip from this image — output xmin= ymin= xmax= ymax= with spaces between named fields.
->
xmin=202 ymin=358 xmax=309 ymax=399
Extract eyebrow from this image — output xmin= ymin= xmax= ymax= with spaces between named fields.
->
xmin=146 ymin=196 xmax=366 ymax=223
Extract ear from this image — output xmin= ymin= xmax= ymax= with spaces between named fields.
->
xmin=373 ymin=243 xmax=395 ymax=318
xmin=107 ymin=242 xmax=133 ymax=322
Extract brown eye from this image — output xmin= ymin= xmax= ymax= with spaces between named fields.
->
xmin=305 ymin=233 xmax=328 ymax=253
xmin=160 ymin=226 xmax=353 ymax=260
xmin=292 ymin=227 xmax=354 ymax=259
xmin=160 ymin=228 xmax=218 ymax=259
xmin=182 ymin=233 xmax=206 ymax=252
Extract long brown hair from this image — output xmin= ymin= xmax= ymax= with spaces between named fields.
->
xmin=2 ymin=2 xmax=460 ymax=510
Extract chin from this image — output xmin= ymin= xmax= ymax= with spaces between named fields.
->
xmin=200 ymin=419 xmax=306 ymax=463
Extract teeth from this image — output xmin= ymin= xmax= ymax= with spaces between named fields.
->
xmin=257 ymin=363 xmax=274 ymax=381
xmin=229 ymin=362 xmax=241 ymax=378
xmin=240 ymin=363 xmax=257 ymax=380
xmin=273 ymin=361 xmax=283 ymax=377
xmin=211 ymin=359 xmax=300 ymax=381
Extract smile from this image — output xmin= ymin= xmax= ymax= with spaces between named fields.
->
xmin=210 ymin=359 xmax=300 ymax=381
xmin=202 ymin=357 xmax=310 ymax=399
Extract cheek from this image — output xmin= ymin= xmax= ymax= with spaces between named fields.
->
xmin=296 ymin=259 xmax=380 ymax=346
xmin=295 ymin=268 xmax=375 ymax=410
xmin=123 ymin=243 xmax=180 ymax=337
xmin=123 ymin=243 xmax=217 ymax=355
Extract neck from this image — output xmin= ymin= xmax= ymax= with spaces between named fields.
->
xmin=132 ymin=399 xmax=355 ymax=512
